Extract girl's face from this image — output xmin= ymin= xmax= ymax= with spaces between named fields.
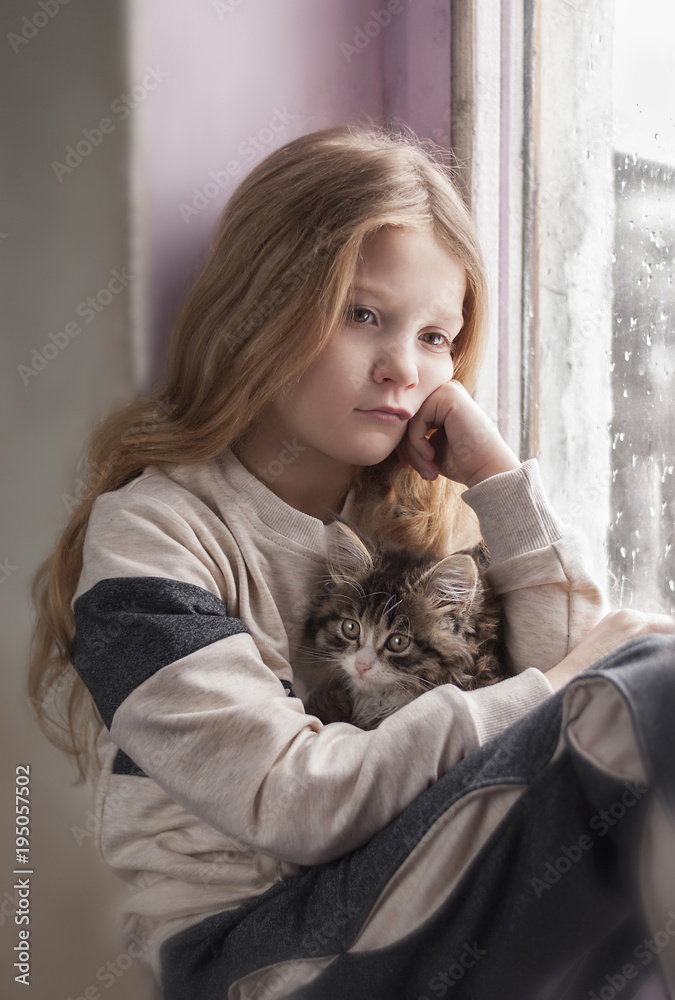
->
xmin=265 ymin=224 xmax=467 ymax=470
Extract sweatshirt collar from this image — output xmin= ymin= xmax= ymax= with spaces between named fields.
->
xmin=214 ymin=446 xmax=357 ymax=551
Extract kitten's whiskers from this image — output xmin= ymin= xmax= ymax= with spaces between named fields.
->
xmin=380 ymin=593 xmax=399 ymax=616
xmin=297 ymin=645 xmax=341 ymax=664
xmin=327 ymin=574 xmax=366 ymax=600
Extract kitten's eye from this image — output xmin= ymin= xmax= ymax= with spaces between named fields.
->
xmin=341 ymin=618 xmax=360 ymax=640
xmin=386 ymin=632 xmax=410 ymax=652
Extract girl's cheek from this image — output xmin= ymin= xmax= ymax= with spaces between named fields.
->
xmin=422 ymin=362 xmax=453 ymax=396
xmin=441 ymin=356 xmax=455 ymax=386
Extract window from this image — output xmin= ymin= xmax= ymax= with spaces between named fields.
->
xmin=609 ymin=0 xmax=675 ymax=617
xmin=453 ymin=0 xmax=673 ymax=615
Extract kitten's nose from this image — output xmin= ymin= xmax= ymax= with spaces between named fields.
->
xmin=355 ymin=660 xmax=373 ymax=677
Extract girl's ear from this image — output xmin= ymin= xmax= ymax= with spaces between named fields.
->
xmin=328 ymin=521 xmax=374 ymax=578
xmin=418 ymin=554 xmax=480 ymax=613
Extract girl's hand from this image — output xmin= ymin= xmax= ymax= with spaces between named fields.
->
xmin=395 ymin=380 xmax=521 ymax=488
xmin=544 ymin=609 xmax=675 ymax=692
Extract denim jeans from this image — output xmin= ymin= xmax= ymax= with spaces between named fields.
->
xmin=160 ymin=633 xmax=675 ymax=1000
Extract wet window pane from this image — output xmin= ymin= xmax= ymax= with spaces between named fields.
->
xmin=608 ymin=0 xmax=675 ymax=616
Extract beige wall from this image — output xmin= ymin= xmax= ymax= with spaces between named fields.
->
xmin=0 ymin=1 xmax=153 ymax=997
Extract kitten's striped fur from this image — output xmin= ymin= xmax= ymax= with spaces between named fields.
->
xmin=300 ymin=519 xmax=512 ymax=731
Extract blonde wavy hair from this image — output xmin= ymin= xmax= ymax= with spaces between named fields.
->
xmin=28 ymin=121 xmax=490 ymax=784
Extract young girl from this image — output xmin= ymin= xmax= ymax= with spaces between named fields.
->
xmin=29 ymin=123 xmax=675 ymax=999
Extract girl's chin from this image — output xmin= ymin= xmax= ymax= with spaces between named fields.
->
xmin=315 ymin=430 xmax=405 ymax=468
xmin=345 ymin=444 xmax=402 ymax=467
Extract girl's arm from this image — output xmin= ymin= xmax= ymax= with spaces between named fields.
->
xmin=537 ymin=608 xmax=675 ymax=692
xmin=460 ymin=458 xmax=612 ymax=673
xmin=397 ymin=379 xmax=612 ymax=675
xmin=72 ymin=489 xmax=554 ymax=868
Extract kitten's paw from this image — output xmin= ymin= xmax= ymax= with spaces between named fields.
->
xmin=305 ymin=674 xmax=355 ymax=726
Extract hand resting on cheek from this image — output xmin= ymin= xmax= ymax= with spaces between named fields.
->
xmin=396 ymin=379 xmax=522 ymax=488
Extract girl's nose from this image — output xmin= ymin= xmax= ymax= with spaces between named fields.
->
xmin=371 ymin=338 xmax=418 ymax=389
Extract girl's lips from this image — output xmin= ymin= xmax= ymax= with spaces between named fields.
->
xmin=355 ymin=409 xmax=410 ymax=423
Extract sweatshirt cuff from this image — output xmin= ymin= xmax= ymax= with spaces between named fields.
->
xmin=463 ymin=666 xmax=555 ymax=744
xmin=460 ymin=458 xmax=565 ymax=563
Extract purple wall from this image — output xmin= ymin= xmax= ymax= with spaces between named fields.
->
xmin=128 ymin=0 xmax=451 ymax=389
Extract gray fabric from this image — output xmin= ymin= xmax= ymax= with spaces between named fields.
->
xmin=160 ymin=634 xmax=675 ymax=1000
xmin=72 ymin=576 xmax=249 ymax=728
xmin=112 ymin=748 xmax=148 ymax=777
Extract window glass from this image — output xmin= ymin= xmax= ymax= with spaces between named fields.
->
xmin=609 ymin=0 xmax=675 ymax=616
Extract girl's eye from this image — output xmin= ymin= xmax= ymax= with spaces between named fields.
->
xmin=345 ymin=306 xmax=457 ymax=354
xmin=341 ymin=618 xmax=361 ymax=640
xmin=420 ymin=331 xmax=453 ymax=351
xmin=346 ymin=306 xmax=375 ymax=325
xmin=386 ymin=632 xmax=410 ymax=652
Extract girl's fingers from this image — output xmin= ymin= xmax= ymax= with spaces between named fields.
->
xmin=406 ymin=402 xmax=449 ymax=479
xmin=398 ymin=383 xmax=471 ymax=481
xmin=420 ymin=437 xmax=435 ymax=460
xmin=408 ymin=418 xmax=436 ymax=458
xmin=396 ymin=433 xmax=439 ymax=480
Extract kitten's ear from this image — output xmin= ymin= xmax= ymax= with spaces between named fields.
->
xmin=457 ymin=540 xmax=491 ymax=571
xmin=419 ymin=554 xmax=480 ymax=613
xmin=328 ymin=521 xmax=374 ymax=578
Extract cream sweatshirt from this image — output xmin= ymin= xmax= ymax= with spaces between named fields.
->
xmin=70 ymin=448 xmax=610 ymax=981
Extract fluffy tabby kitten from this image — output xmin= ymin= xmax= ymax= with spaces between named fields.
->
xmin=300 ymin=519 xmax=512 ymax=731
